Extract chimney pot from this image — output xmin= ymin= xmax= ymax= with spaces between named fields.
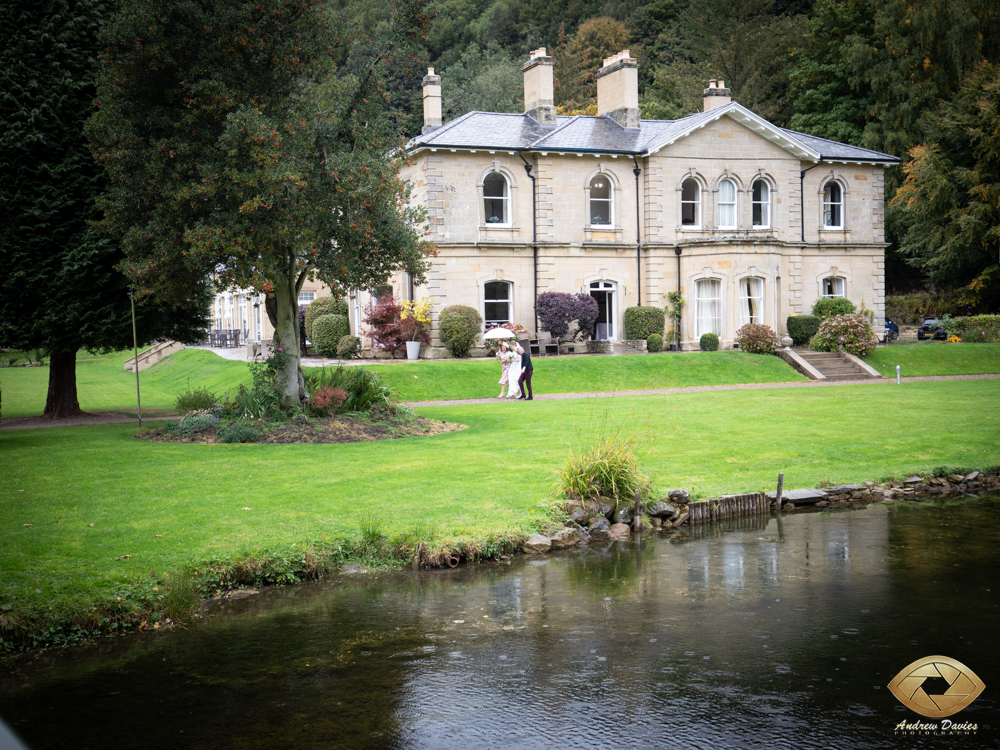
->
xmin=702 ymin=78 xmax=731 ymax=111
xmin=422 ymin=67 xmax=442 ymax=133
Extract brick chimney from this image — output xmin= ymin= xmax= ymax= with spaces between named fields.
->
xmin=702 ymin=79 xmax=731 ymax=111
xmin=523 ymin=48 xmax=556 ymax=125
xmin=596 ymin=50 xmax=640 ymax=129
xmin=422 ymin=67 xmax=442 ymax=134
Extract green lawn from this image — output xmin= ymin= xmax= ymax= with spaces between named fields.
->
xmin=863 ymin=342 xmax=1000 ymax=377
xmin=2 ymin=379 xmax=999 ymax=640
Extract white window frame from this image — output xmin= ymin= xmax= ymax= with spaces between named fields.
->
xmin=738 ymin=277 xmax=764 ymax=326
xmin=484 ymin=280 xmax=512 ymax=326
xmin=588 ymin=174 xmax=613 ymax=227
xmin=823 ymin=181 xmax=844 ymax=229
xmin=717 ymin=179 xmax=737 ymax=229
xmin=822 ymin=277 xmax=845 ymax=298
xmin=752 ymin=179 xmax=770 ymax=228
xmin=696 ymin=278 xmax=722 ymax=338
xmin=681 ymin=179 xmax=701 ymax=228
xmin=483 ymin=172 xmax=511 ymax=227
xmin=298 ymin=290 xmax=317 ymax=305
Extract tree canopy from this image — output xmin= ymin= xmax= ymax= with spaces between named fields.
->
xmin=0 ymin=0 xmax=211 ymax=418
xmin=87 ymin=0 xmax=435 ymax=405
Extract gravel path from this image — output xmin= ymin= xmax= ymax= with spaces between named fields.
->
xmin=2 ymin=374 xmax=996 ymax=429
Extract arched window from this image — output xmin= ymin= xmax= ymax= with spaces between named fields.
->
xmin=696 ymin=279 xmax=721 ymax=337
xmin=822 ymin=277 xmax=845 ymax=298
xmin=738 ymin=277 xmax=764 ymax=326
xmin=484 ymin=281 xmax=512 ymax=325
xmin=589 ymin=175 xmax=612 ymax=226
xmin=483 ymin=173 xmax=510 ymax=226
xmin=752 ymin=180 xmax=770 ymax=228
xmin=718 ymin=179 xmax=737 ymax=229
xmin=681 ymin=179 xmax=701 ymax=227
xmin=823 ymin=182 xmax=843 ymax=228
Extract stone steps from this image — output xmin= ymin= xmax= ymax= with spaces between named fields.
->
xmin=794 ymin=349 xmax=880 ymax=380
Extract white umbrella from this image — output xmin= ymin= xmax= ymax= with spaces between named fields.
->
xmin=483 ymin=327 xmax=516 ymax=340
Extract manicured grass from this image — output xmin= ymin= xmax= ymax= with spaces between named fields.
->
xmin=0 ymin=349 xmax=251 ymax=419
xmin=2 ymin=379 xmax=999 ymax=637
xmin=366 ymin=350 xmax=807 ymax=401
xmin=863 ymin=343 xmax=1000 ymax=377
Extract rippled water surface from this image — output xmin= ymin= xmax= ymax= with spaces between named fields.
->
xmin=2 ymin=496 xmax=998 ymax=749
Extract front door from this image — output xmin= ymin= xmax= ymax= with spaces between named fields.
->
xmin=589 ymin=281 xmax=616 ymax=340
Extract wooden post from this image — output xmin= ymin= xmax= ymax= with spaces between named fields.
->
xmin=776 ymin=473 xmax=784 ymax=510
xmin=633 ymin=489 xmax=644 ymax=531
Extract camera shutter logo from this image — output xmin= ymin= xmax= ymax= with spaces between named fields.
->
xmin=888 ymin=656 xmax=985 ymax=718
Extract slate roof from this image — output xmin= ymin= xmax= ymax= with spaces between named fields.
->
xmin=406 ymin=105 xmax=898 ymax=164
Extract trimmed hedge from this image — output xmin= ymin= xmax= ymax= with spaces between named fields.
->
xmin=811 ymin=297 xmax=856 ymax=318
xmin=787 ymin=315 xmax=821 ymax=346
xmin=646 ymin=333 xmax=663 ymax=352
xmin=439 ymin=305 xmax=483 ymax=358
xmin=312 ymin=314 xmax=350 ymax=357
xmin=699 ymin=333 xmax=719 ymax=351
xmin=336 ymin=335 xmax=362 ymax=359
xmin=305 ymin=296 xmax=349 ymax=340
xmin=624 ymin=306 xmax=665 ymax=340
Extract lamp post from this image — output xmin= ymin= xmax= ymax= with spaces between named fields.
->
xmin=129 ymin=290 xmax=142 ymax=426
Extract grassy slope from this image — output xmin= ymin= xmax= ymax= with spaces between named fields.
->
xmin=367 ymin=350 xmax=807 ymax=401
xmin=863 ymin=343 xmax=1000 ymax=377
xmin=2 ymin=379 xmax=999 ymax=622
xmin=0 ymin=349 xmax=251 ymax=419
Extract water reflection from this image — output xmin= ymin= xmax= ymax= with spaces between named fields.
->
xmin=2 ymin=497 xmax=997 ymax=749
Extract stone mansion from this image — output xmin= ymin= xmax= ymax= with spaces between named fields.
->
xmin=210 ymin=48 xmax=898 ymax=354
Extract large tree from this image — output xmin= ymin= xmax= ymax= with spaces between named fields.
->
xmin=87 ymin=0 xmax=435 ymax=406
xmin=0 ymin=0 xmax=211 ymax=419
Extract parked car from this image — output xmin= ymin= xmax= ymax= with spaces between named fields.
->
xmin=917 ymin=317 xmax=947 ymax=340
xmin=884 ymin=318 xmax=899 ymax=341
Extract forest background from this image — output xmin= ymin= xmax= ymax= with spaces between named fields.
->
xmin=339 ymin=0 xmax=1000 ymax=307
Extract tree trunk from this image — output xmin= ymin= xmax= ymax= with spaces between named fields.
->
xmin=44 ymin=349 xmax=83 ymax=419
xmin=271 ymin=275 xmax=303 ymax=408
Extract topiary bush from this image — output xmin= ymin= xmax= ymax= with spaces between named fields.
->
xmin=311 ymin=314 xmax=350 ymax=357
xmin=699 ymin=332 xmax=719 ymax=351
xmin=336 ymin=335 xmax=362 ymax=359
xmin=812 ymin=297 xmax=856 ymax=318
xmin=734 ymin=323 xmax=780 ymax=354
xmin=305 ymin=296 xmax=349 ymax=340
xmin=646 ymin=333 xmax=663 ymax=352
xmin=438 ymin=305 xmax=483 ymax=357
xmin=809 ymin=312 xmax=879 ymax=356
xmin=218 ymin=422 xmax=260 ymax=444
xmin=786 ymin=315 xmax=821 ymax=346
xmin=623 ymin=306 xmax=666 ymax=340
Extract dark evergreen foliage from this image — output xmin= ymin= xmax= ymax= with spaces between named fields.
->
xmin=623 ymin=306 xmax=665 ymax=340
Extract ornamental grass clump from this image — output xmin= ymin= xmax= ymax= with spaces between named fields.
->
xmin=734 ymin=323 xmax=780 ymax=354
xmin=809 ymin=312 xmax=879 ymax=356
xmin=559 ymin=436 xmax=651 ymax=504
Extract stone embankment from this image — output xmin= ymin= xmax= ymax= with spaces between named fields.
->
xmin=524 ymin=471 xmax=999 ymax=554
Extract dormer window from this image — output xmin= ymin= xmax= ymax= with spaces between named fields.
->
xmin=589 ymin=175 xmax=612 ymax=226
xmin=681 ymin=179 xmax=701 ymax=227
xmin=484 ymin=173 xmax=510 ymax=226
xmin=823 ymin=182 xmax=843 ymax=229
xmin=752 ymin=180 xmax=770 ymax=228
xmin=718 ymin=179 xmax=736 ymax=229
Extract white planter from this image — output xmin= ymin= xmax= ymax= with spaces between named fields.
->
xmin=406 ymin=341 xmax=421 ymax=360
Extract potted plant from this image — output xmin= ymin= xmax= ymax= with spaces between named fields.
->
xmin=400 ymin=297 xmax=433 ymax=360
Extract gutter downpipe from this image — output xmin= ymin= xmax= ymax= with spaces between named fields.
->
xmin=800 ymin=160 xmax=825 ymax=243
xmin=674 ymin=247 xmax=682 ymax=350
xmin=519 ymin=151 xmax=538 ymax=334
xmin=633 ymin=156 xmax=642 ymax=307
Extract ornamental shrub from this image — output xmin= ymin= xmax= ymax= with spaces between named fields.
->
xmin=438 ymin=305 xmax=483 ymax=357
xmin=786 ymin=315 xmax=821 ymax=346
xmin=734 ymin=323 xmax=780 ymax=354
xmin=174 ymin=384 xmax=219 ymax=415
xmin=809 ymin=312 xmax=879 ymax=356
xmin=646 ymin=333 xmax=663 ymax=352
xmin=364 ymin=295 xmax=407 ymax=358
xmin=305 ymin=296 xmax=348 ymax=340
xmin=336 ymin=335 xmax=362 ymax=359
xmin=942 ymin=314 xmax=1000 ymax=343
xmin=811 ymin=297 xmax=856 ymax=318
xmin=218 ymin=422 xmax=260 ymax=444
xmin=163 ymin=409 xmax=220 ymax=437
xmin=311 ymin=314 xmax=350 ymax=357
xmin=537 ymin=292 xmax=600 ymax=339
xmin=623 ymin=306 xmax=665 ymax=340
xmin=699 ymin=332 xmax=719 ymax=351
